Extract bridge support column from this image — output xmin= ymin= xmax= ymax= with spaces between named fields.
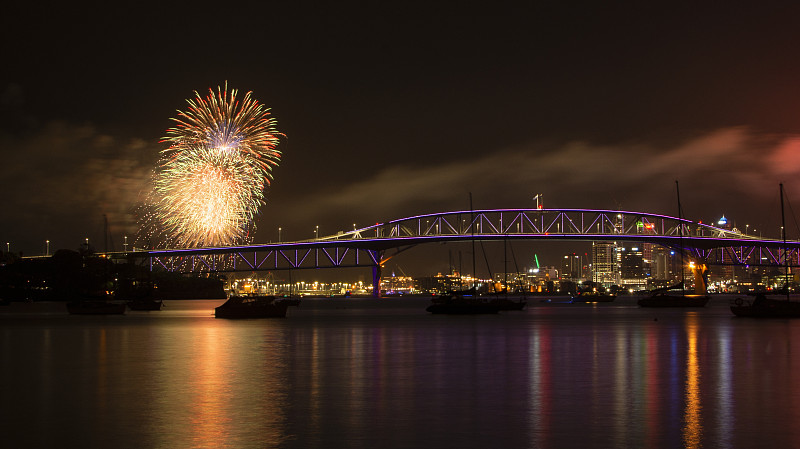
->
xmin=372 ymin=263 xmax=382 ymax=298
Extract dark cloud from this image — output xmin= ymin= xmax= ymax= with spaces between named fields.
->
xmin=260 ymin=128 xmax=800 ymax=242
xmin=0 ymin=121 xmax=156 ymax=254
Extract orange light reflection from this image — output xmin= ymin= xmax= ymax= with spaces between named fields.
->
xmin=683 ymin=314 xmax=702 ymax=448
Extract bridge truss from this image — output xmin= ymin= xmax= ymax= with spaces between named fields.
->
xmin=132 ymin=209 xmax=800 ymax=274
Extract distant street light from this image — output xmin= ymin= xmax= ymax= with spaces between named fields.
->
xmin=46 ymin=240 xmax=50 ymax=256
xmin=6 ymin=242 xmax=9 ymax=253
xmin=278 ymin=227 xmax=282 ymax=242
xmin=315 ymin=225 xmax=319 ymax=239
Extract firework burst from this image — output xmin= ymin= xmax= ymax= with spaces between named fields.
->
xmin=138 ymin=83 xmax=283 ymax=248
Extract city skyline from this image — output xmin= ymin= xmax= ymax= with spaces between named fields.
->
xmin=3 ymin=5 xmax=800 ymax=267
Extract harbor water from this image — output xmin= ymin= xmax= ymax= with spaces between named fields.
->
xmin=2 ymin=296 xmax=800 ymax=448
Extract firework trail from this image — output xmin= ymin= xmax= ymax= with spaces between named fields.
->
xmin=138 ymin=83 xmax=283 ymax=248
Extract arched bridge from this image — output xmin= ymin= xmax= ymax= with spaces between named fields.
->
xmin=135 ymin=208 xmax=800 ymax=274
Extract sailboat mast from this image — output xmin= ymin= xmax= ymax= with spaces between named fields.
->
xmin=504 ymin=237 xmax=508 ymax=297
xmin=781 ymin=183 xmax=790 ymax=300
xmin=470 ymin=192 xmax=476 ymax=290
xmin=103 ymin=214 xmax=108 ymax=255
xmin=676 ymin=181 xmax=686 ymax=296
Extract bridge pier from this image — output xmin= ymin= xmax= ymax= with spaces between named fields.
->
xmin=372 ymin=263 xmax=381 ymax=298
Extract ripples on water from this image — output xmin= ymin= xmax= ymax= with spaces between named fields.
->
xmin=2 ymin=296 xmax=800 ymax=448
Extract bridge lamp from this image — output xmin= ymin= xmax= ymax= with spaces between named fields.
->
xmin=315 ymin=226 xmax=319 ymax=239
xmin=278 ymin=227 xmax=282 ymax=242
xmin=46 ymin=240 xmax=49 ymax=256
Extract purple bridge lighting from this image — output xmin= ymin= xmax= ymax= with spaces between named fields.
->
xmin=113 ymin=208 xmax=800 ymax=297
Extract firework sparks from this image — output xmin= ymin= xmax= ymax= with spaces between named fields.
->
xmin=138 ymin=83 xmax=283 ymax=248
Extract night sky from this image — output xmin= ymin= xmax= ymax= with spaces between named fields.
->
xmin=3 ymin=4 xmax=800 ymax=275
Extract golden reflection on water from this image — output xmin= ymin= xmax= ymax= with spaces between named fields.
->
xmin=93 ymin=329 xmax=108 ymax=414
xmin=144 ymin=322 xmax=290 ymax=448
xmin=187 ymin=327 xmax=229 ymax=447
xmin=683 ymin=314 xmax=702 ymax=448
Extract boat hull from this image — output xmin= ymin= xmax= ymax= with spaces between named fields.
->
xmin=730 ymin=296 xmax=800 ymax=318
xmin=572 ymin=294 xmax=616 ymax=303
xmin=426 ymin=303 xmax=500 ymax=314
xmin=215 ymin=296 xmax=288 ymax=319
xmin=127 ymin=299 xmax=163 ymax=311
xmin=489 ymin=297 xmax=527 ymax=310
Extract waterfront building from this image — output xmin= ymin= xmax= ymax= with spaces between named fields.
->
xmin=381 ymin=274 xmax=417 ymax=295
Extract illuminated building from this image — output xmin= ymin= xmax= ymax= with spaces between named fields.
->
xmin=591 ymin=242 xmax=617 ymax=286
xmin=619 ymin=244 xmax=648 ymax=291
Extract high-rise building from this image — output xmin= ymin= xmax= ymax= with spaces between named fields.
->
xmin=591 ymin=242 xmax=617 ymax=286
xmin=651 ymin=246 xmax=674 ymax=281
xmin=620 ymin=245 xmax=646 ymax=276
xmin=560 ymin=253 xmax=583 ymax=280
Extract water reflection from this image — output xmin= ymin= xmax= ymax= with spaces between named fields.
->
xmin=714 ymin=322 xmax=733 ymax=449
xmin=187 ymin=327 xmax=229 ymax=446
xmin=7 ymin=300 xmax=800 ymax=447
xmin=143 ymin=321 xmax=290 ymax=448
xmin=528 ymin=321 xmax=550 ymax=449
xmin=683 ymin=314 xmax=702 ymax=448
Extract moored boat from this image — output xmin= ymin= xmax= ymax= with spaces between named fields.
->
xmin=215 ymin=295 xmax=288 ymax=319
xmin=127 ymin=299 xmax=164 ymax=311
xmin=730 ymin=293 xmax=800 ymax=318
xmin=488 ymin=295 xmax=527 ymax=310
xmin=276 ymin=297 xmax=302 ymax=307
xmin=730 ymin=184 xmax=800 ymax=318
xmin=117 ymin=279 xmax=163 ymax=311
xmin=427 ymin=290 xmax=500 ymax=314
xmin=571 ymin=291 xmax=616 ymax=303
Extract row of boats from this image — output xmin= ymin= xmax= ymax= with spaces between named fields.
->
xmin=424 ymin=287 xmax=800 ymax=318
xmin=66 ymin=297 xmax=164 ymax=315
xmin=57 ymin=290 xmax=800 ymax=319
xmin=64 ymin=295 xmax=302 ymax=317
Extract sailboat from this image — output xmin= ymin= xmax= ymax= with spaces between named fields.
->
xmin=67 ymin=225 xmax=127 ymax=315
xmin=120 ymin=279 xmax=163 ymax=311
xmin=427 ymin=193 xmax=500 ymax=314
xmin=638 ymin=181 xmax=710 ymax=307
xmin=731 ymin=184 xmax=800 ymax=318
xmin=485 ymin=238 xmax=527 ymax=310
